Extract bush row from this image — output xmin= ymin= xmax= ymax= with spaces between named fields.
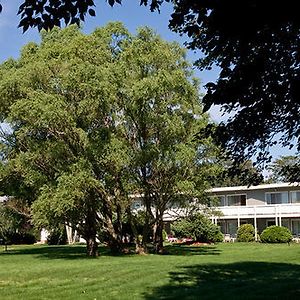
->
xmin=171 ymin=220 xmax=293 ymax=244
xmin=237 ymin=224 xmax=293 ymax=243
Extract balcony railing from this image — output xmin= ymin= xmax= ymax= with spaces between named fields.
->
xmin=216 ymin=203 xmax=300 ymax=219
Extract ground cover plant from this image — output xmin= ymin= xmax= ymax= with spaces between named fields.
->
xmin=1 ymin=243 xmax=300 ymax=299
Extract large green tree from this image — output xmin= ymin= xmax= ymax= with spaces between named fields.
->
xmin=0 ymin=22 xmax=214 ymax=256
xmin=114 ymin=27 xmax=215 ymax=253
xmin=0 ymin=23 xmax=132 ymax=256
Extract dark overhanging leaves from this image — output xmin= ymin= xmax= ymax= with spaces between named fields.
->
xmin=0 ymin=0 xmax=171 ymax=32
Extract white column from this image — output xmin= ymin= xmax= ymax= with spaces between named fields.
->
xmin=279 ymin=217 xmax=282 ymax=226
xmin=65 ymin=224 xmax=72 ymax=244
xmin=40 ymin=228 xmax=49 ymax=243
xmin=254 ymin=207 xmax=258 ymax=241
xmin=275 ymin=206 xmax=278 ymax=226
xmin=279 ymin=206 xmax=282 ymax=227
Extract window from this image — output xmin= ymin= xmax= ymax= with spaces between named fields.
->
xmin=267 ymin=220 xmax=276 ymax=227
xmin=227 ymin=221 xmax=238 ymax=235
xmin=217 ymin=195 xmax=226 ymax=206
xmin=290 ymin=191 xmax=300 ymax=203
xmin=292 ymin=220 xmax=300 ymax=235
xmin=281 ymin=219 xmax=289 ymax=228
xmin=227 ymin=194 xmax=246 ymax=206
xmin=266 ymin=192 xmax=288 ymax=204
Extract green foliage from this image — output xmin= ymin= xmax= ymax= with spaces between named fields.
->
xmin=237 ymin=224 xmax=255 ymax=242
xmin=4 ymin=232 xmax=36 ymax=245
xmin=15 ymin=1 xmax=300 ymax=173
xmin=0 ymin=207 xmax=17 ymax=244
xmin=115 ymin=25 xmax=217 ymax=252
xmin=47 ymin=225 xmax=67 ymax=245
xmin=208 ymin=158 xmax=264 ymax=188
xmin=0 ymin=23 xmax=216 ymax=255
xmin=260 ymin=226 xmax=292 ymax=244
xmin=171 ymin=214 xmax=223 ymax=243
xmin=0 ymin=203 xmax=19 ymax=241
xmin=162 ymin=229 xmax=167 ymax=241
xmin=267 ymin=156 xmax=300 ymax=183
xmin=2 ymin=0 xmax=299 ymax=179
xmin=0 ymin=201 xmax=35 ymax=245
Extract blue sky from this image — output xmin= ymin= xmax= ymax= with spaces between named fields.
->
xmin=0 ymin=1 xmax=223 ymax=121
xmin=0 ymin=1 xmax=296 ymax=163
xmin=0 ymin=1 xmax=219 ymax=113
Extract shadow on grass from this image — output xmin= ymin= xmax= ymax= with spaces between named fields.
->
xmin=0 ymin=244 xmax=119 ymax=260
xmin=163 ymin=244 xmax=221 ymax=256
xmin=0 ymin=244 xmax=220 ymax=260
xmin=144 ymin=261 xmax=300 ymax=299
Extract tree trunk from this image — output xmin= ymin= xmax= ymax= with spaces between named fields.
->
xmin=135 ymin=234 xmax=148 ymax=255
xmin=101 ymin=192 xmax=123 ymax=254
xmin=141 ymin=213 xmax=152 ymax=254
xmin=105 ymin=213 xmax=123 ymax=254
xmin=86 ymin=236 xmax=98 ymax=257
xmin=106 ymin=224 xmax=123 ymax=254
xmin=126 ymin=206 xmax=148 ymax=254
xmin=141 ymin=192 xmax=156 ymax=254
xmin=153 ymin=218 xmax=164 ymax=254
xmin=84 ymin=206 xmax=99 ymax=257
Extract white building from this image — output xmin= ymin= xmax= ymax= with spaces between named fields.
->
xmin=208 ymin=182 xmax=300 ymax=240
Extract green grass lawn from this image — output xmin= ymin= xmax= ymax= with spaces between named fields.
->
xmin=1 ymin=243 xmax=300 ymax=299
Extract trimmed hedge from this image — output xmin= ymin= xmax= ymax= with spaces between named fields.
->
xmin=237 ymin=224 xmax=255 ymax=242
xmin=260 ymin=226 xmax=292 ymax=243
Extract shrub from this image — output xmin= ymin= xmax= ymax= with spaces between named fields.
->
xmin=171 ymin=214 xmax=223 ymax=243
xmin=237 ymin=224 xmax=255 ymax=242
xmin=260 ymin=226 xmax=292 ymax=243
xmin=47 ymin=226 xmax=67 ymax=245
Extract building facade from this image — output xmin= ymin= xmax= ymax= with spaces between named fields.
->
xmin=209 ymin=183 xmax=300 ymax=240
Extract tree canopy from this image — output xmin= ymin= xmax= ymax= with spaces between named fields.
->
xmin=181 ymin=1 xmax=299 ymax=167
xmin=267 ymin=156 xmax=300 ymax=183
xmin=1 ymin=0 xmax=168 ymax=32
xmin=1 ymin=0 xmax=297 ymax=171
xmin=0 ymin=22 xmax=216 ymax=255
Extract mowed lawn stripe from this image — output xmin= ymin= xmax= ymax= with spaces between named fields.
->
xmin=1 ymin=243 xmax=300 ymax=299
